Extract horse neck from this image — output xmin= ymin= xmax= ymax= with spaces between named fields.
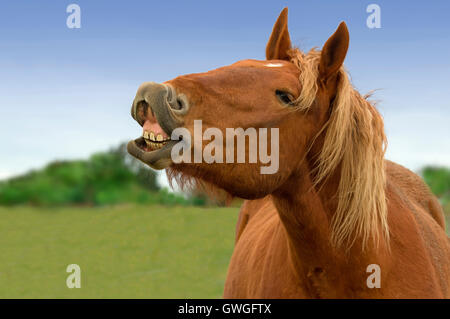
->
xmin=271 ymin=147 xmax=387 ymax=283
xmin=272 ymin=157 xmax=339 ymax=262
xmin=271 ymin=159 xmax=351 ymax=298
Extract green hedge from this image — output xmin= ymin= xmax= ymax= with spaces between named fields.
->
xmin=0 ymin=143 xmax=205 ymax=207
xmin=422 ymin=166 xmax=450 ymax=214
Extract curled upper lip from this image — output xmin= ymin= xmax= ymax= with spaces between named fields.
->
xmin=130 ymin=82 xmax=188 ymax=135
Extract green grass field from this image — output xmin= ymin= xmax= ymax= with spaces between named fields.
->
xmin=0 ymin=205 xmax=239 ymax=298
xmin=0 ymin=205 xmax=448 ymax=299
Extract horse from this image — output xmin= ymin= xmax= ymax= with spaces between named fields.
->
xmin=127 ymin=8 xmax=450 ymax=298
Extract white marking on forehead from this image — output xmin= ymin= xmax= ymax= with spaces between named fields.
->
xmin=264 ymin=63 xmax=284 ymax=68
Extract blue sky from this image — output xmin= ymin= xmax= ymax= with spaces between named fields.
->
xmin=1 ymin=0 xmax=449 ymax=184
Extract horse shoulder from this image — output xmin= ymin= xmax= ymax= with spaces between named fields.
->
xmin=385 ymin=167 xmax=450 ymax=297
xmin=385 ymin=160 xmax=445 ymax=229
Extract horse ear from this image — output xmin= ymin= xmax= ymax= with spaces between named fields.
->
xmin=266 ymin=8 xmax=292 ymax=61
xmin=319 ymin=22 xmax=349 ymax=80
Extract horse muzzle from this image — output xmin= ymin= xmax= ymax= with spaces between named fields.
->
xmin=127 ymin=82 xmax=189 ymax=169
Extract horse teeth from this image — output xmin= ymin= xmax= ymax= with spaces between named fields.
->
xmin=143 ymin=130 xmax=169 ymax=149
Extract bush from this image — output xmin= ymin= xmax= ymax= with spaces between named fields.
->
xmin=422 ymin=166 xmax=450 ymax=214
xmin=0 ymin=143 xmax=205 ymax=207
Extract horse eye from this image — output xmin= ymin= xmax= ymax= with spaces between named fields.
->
xmin=276 ymin=90 xmax=294 ymax=105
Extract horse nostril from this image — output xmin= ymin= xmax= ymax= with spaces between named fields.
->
xmin=165 ymin=84 xmax=186 ymax=111
xmin=168 ymin=94 xmax=188 ymax=112
xmin=135 ymin=100 xmax=151 ymax=125
xmin=175 ymin=98 xmax=184 ymax=110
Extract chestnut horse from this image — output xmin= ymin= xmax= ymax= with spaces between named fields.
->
xmin=127 ymin=8 xmax=450 ymax=298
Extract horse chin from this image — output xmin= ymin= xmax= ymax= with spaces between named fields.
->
xmin=127 ymin=137 xmax=177 ymax=170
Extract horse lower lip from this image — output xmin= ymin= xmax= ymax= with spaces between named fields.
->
xmin=127 ymin=137 xmax=177 ymax=170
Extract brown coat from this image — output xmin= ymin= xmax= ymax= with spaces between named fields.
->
xmin=225 ymin=160 xmax=449 ymax=298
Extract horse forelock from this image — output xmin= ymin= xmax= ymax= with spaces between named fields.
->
xmin=289 ymin=47 xmax=389 ymax=250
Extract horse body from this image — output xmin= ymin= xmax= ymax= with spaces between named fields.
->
xmin=225 ymin=160 xmax=450 ymax=298
xmin=127 ymin=8 xmax=450 ymax=298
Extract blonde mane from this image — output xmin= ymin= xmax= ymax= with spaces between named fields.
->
xmin=289 ymin=48 xmax=389 ymax=250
